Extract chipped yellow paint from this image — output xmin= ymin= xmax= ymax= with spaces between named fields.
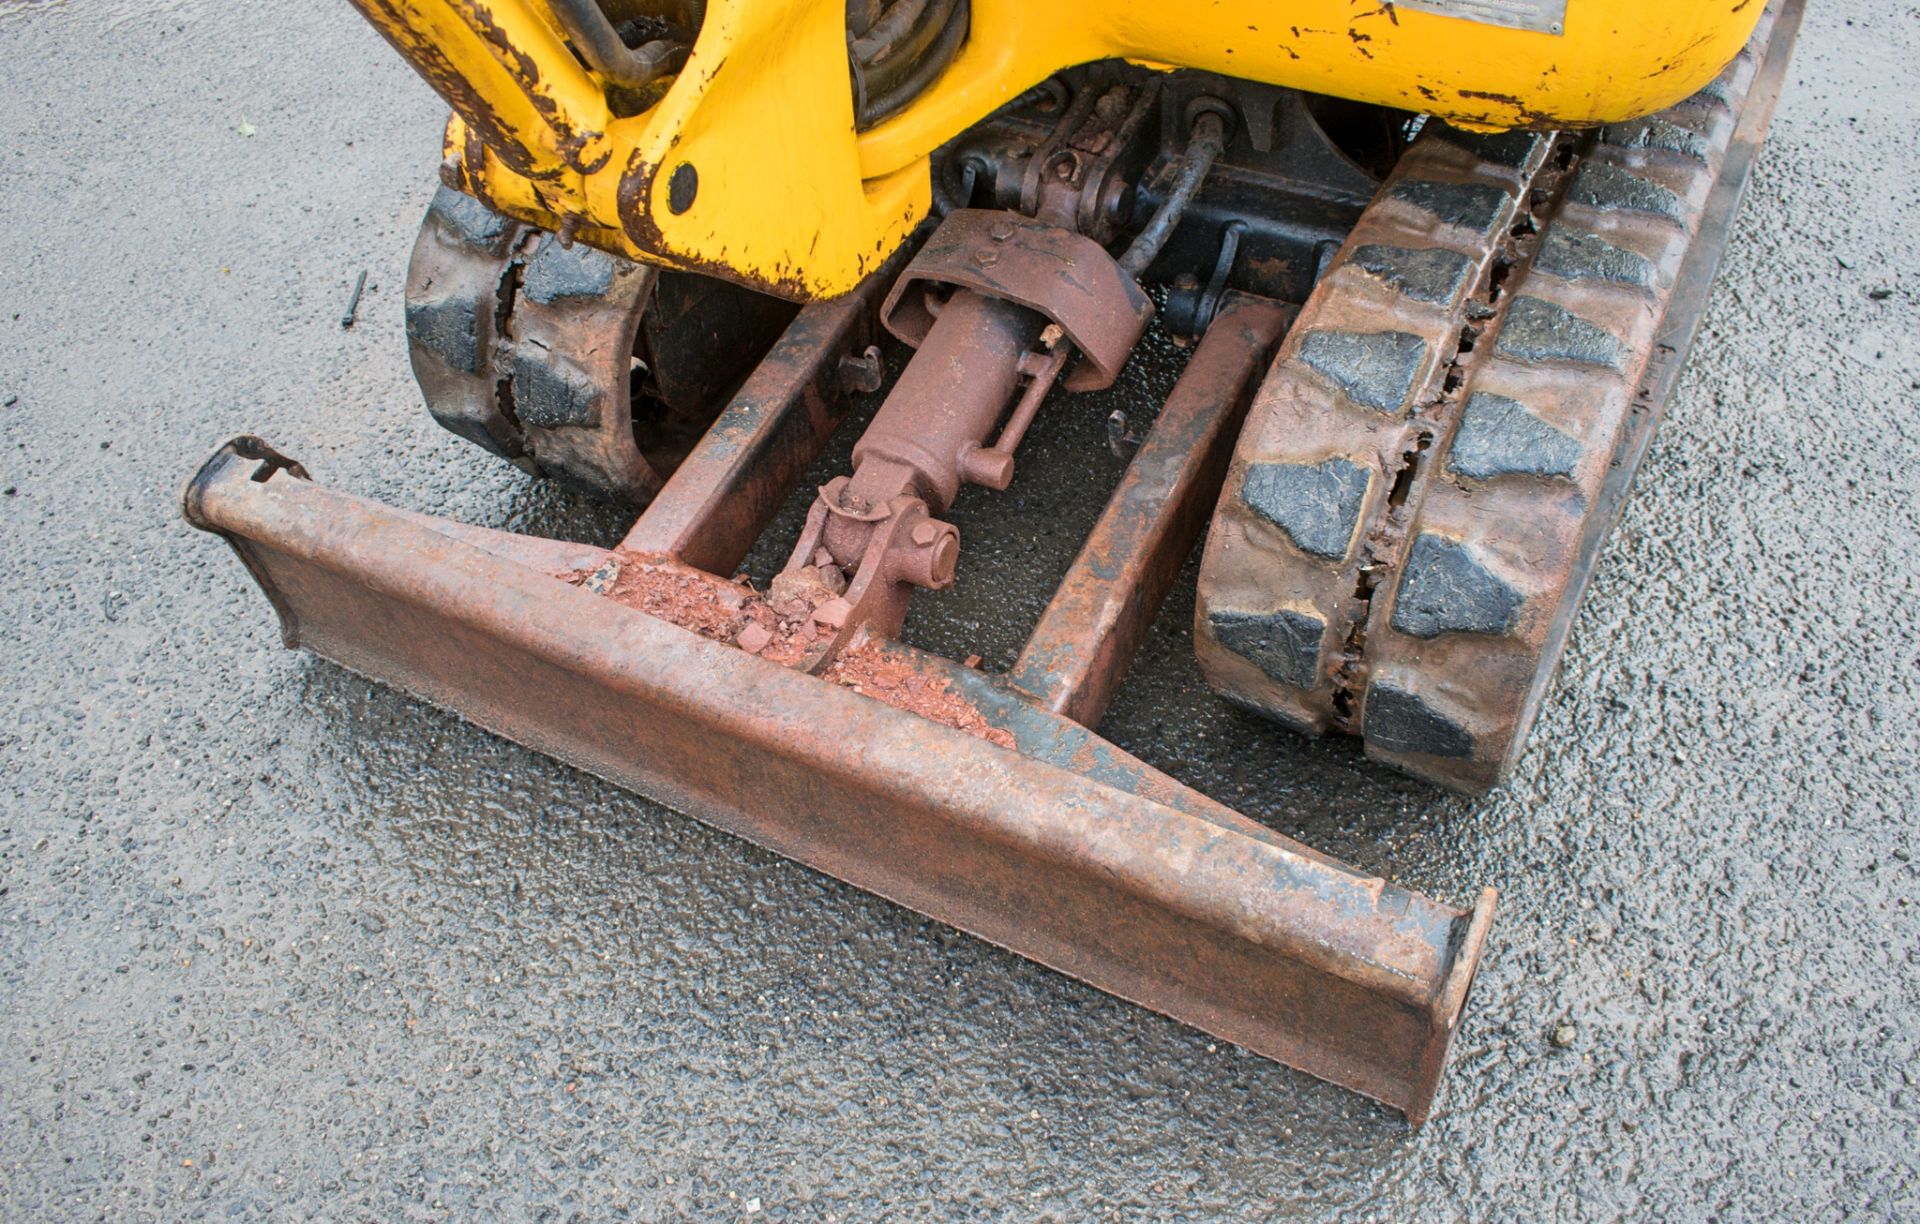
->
xmin=355 ymin=0 xmax=1765 ymax=298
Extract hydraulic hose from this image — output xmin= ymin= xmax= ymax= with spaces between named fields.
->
xmin=550 ymin=0 xmax=687 ymax=90
xmin=853 ymin=0 xmax=969 ymax=128
xmin=1117 ymin=110 xmax=1228 ymax=279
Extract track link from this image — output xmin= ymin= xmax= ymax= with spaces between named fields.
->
xmin=1196 ymin=6 xmax=1780 ymax=792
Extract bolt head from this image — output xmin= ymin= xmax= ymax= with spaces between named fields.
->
xmin=931 ymin=540 xmax=958 ymax=584
xmin=911 ymin=521 xmax=940 ymax=547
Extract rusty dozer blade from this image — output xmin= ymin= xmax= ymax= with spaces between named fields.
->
xmin=183 ymin=281 xmax=1495 ymax=1123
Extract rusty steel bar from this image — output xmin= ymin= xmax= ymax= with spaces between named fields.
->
xmin=620 ymin=274 xmax=890 ymax=574
xmin=184 ymin=439 xmax=1495 ymax=1122
xmin=1012 ymin=293 xmax=1292 ymax=726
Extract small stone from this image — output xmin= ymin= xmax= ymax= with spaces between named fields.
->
xmin=1551 ymin=1023 xmax=1577 ymax=1048
xmin=736 ymin=622 xmax=773 ymax=654
xmin=811 ymin=598 xmax=852 ymax=630
xmin=581 ymin=559 xmax=621 ymax=596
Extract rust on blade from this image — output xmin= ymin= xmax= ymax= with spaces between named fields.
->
xmin=183 ymin=439 xmax=1494 ymax=1123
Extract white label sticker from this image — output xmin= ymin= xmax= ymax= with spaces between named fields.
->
xmin=1397 ymin=0 xmax=1567 ymax=35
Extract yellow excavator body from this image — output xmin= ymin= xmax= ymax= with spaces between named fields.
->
xmin=352 ymin=0 xmax=1765 ymax=297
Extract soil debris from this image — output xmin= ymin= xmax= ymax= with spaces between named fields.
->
xmin=560 ymin=552 xmax=1014 ymax=749
xmin=820 ymin=642 xmax=1015 ymax=750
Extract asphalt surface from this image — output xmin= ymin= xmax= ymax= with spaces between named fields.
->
xmin=2 ymin=0 xmax=1917 ymax=1218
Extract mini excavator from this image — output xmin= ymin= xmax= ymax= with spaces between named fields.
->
xmin=185 ymin=0 xmax=1801 ymax=1119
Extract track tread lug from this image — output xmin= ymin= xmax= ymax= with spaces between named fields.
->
xmin=1243 ymin=458 xmax=1374 ymax=560
xmin=1603 ymin=116 xmax=1714 ymax=164
xmin=1298 ymin=330 xmax=1431 ymax=414
xmin=1429 ymin=125 xmax=1552 ymax=170
xmin=425 ymin=184 xmax=515 ymax=255
xmin=1389 ymin=532 xmax=1525 ymax=639
xmin=1692 ymin=72 xmax=1740 ymax=112
xmin=1495 ymin=296 xmax=1626 ymax=371
xmin=404 ymin=295 xmax=484 ymax=377
xmin=1347 ymin=244 xmax=1477 ymax=306
xmin=1534 ymin=226 xmax=1659 ymax=289
xmin=1362 ymin=683 xmax=1476 ymax=760
xmin=1566 ymin=160 xmax=1690 ymax=223
xmin=510 ymin=352 xmax=603 ymax=429
xmin=1447 ymin=391 xmax=1583 ymax=481
xmin=1386 ymin=179 xmax=1512 ymax=241
xmin=522 ymin=234 xmax=621 ymax=304
xmin=1208 ymin=608 xmax=1328 ymax=689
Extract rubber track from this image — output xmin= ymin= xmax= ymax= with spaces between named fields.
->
xmin=404 ymin=187 xmax=663 ymax=504
xmin=1196 ymin=5 xmax=1779 ymax=792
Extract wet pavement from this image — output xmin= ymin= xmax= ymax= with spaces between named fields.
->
xmin=2 ymin=0 xmax=1917 ymax=1218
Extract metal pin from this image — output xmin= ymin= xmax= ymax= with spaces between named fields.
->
xmin=340 ymin=270 xmax=368 ymax=329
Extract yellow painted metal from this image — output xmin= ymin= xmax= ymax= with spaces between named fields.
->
xmin=354 ymin=0 xmax=612 ymax=178
xmin=352 ymin=0 xmax=1766 ymax=299
xmin=858 ymin=0 xmax=1767 ymax=177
